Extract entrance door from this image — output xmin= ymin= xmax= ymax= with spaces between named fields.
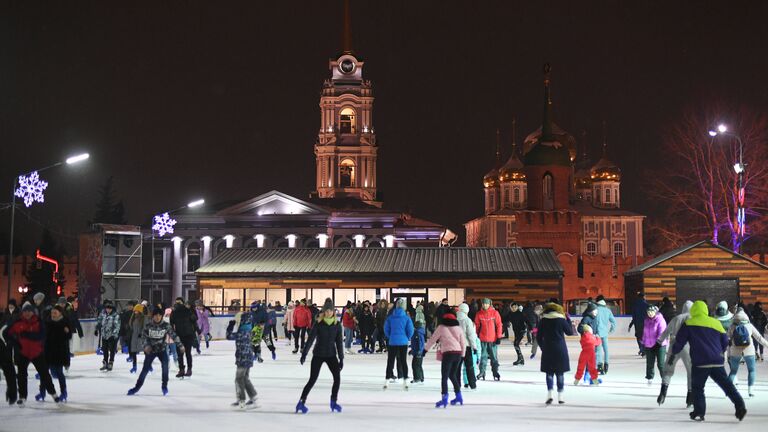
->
xmin=675 ymin=278 xmax=738 ymax=314
xmin=393 ymin=294 xmax=426 ymax=309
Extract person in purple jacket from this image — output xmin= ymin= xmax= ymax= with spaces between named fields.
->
xmin=671 ymin=300 xmax=746 ymax=422
xmin=195 ymin=300 xmax=211 ymax=352
xmin=642 ymin=305 xmax=667 ymax=384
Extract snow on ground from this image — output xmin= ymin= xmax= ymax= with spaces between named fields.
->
xmin=1 ymin=337 xmax=766 ymax=431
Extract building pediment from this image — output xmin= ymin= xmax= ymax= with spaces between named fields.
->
xmin=216 ymin=191 xmax=329 ymax=217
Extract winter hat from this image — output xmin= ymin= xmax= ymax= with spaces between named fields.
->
xmin=21 ymin=302 xmax=35 ymax=313
xmin=103 ymin=300 xmax=114 ymax=308
xmin=583 ymin=303 xmax=597 ymax=316
xmin=321 ymin=298 xmax=335 ymax=314
xmin=57 ymin=296 xmax=67 ymax=305
xmin=442 ymin=313 xmax=457 ymax=321
xmin=164 ymin=307 xmax=172 ymax=317
xmin=8 ymin=299 xmax=17 ymax=307
xmin=250 ymin=301 xmax=260 ymax=311
xmin=195 ymin=299 xmax=203 ymax=307
xmin=151 ymin=306 xmax=164 ymax=316
xmin=582 ymin=324 xmax=593 ymax=333
xmin=33 ymin=292 xmax=45 ymax=303
xmin=133 ymin=304 xmax=145 ymax=314
xmin=544 ymin=302 xmax=564 ymax=315
xmin=647 ymin=305 xmax=659 ymax=315
xmin=458 ymin=303 xmax=469 ymax=314
xmin=715 ymin=301 xmax=729 ymax=317
xmin=482 ymin=298 xmax=492 ymax=305
xmin=396 ymin=298 xmax=407 ymax=310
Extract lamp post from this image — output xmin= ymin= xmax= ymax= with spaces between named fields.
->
xmin=149 ymin=199 xmax=204 ymax=302
xmin=6 ymin=153 xmax=90 ymax=305
xmin=708 ymin=124 xmax=746 ymax=252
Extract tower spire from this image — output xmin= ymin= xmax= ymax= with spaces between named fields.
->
xmin=495 ymin=128 xmax=502 ymax=164
xmin=581 ymin=130 xmax=588 ymax=161
xmin=342 ymin=0 xmax=353 ymax=54
xmin=541 ymin=63 xmax=554 ymax=141
xmin=511 ymin=117 xmax=517 ymax=155
xmin=602 ymin=120 xmax=608 ymax=157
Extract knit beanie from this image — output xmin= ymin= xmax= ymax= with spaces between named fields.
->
xmin=21 ymin=302 xmax=35 ymax=313
xmin=33 ymin=292 xmax=45 ymax=303
xmin=133 ymin=304 xmax=145 ymax=314
xmin=321 ymin=298 xmax=335 ymax=313
xmin=583 ymin=324 xmax=593 ymax=333
xmin=396 ymin=298 xmax=407 ymax=310
xmin=482 ymin=298 xmax=492 ymax=305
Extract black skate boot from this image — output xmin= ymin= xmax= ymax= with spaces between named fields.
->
xmin=185 ymin=366 xmax=192 ymax=378
xmin=106 ymin=361 xmax=114 ymax=371
xmin=493 ymin=371 xmax=501 ymax=381
xmin=176 ymin=367 xmax=186 ymax=379
xmin=476 ymin=372 xmax=485 ymax=381
xmin=99 ymin=361 xmax=108 ymax=372
xmin=603 ymin=363 xmax=609 ymax=374
xmin=657 ymin=384 xmax=668 ymax=405
xmin=686 ymin=391 xmax=693 ymax=408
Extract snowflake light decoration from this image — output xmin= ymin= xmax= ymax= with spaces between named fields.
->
xmin=15 ymin=171 xmax=49 ymax=207
xmin=152 ymin=212 xmax=177 ymax=237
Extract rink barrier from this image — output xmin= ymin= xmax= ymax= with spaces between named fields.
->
xmin=71 ymin=314 xmax=636 ymax=354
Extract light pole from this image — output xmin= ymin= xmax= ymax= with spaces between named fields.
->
xmin=709 ymin=124 xmax=746 ymax=252
xmin=148 ymin=199 xmax=204 ymax=302
xmin=6 ymin=153 xmax=90 ymax=305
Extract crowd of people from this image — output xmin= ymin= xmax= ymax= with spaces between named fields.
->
xmin=1 ymin=291 xmax=766 ymax=423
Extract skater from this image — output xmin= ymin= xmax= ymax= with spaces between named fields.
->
xmin=1 ymin=306 xmax=19 ymax=405
xmin=374 ymin=299 xmax=388 ymax=352
xmin=296 ymin=298 xmax=343 ymax=414
xmin=410 ymin=320 xmax=425 ymax=384
xmin=127 ymin=304 xmax=147 ymax=373
xmin=342 ymin=303 xmax=357 ymax=354
xmin=727 ymin=309 xmax=768 ymax=397
xmin=44 ymin=305 xmax=71 ymax=402
xmin=195 ymin=300 xmax=211 ymax=352
xmin=251 ymin=318 xmax=276 ymax=362
xmin=119 ymin=300 xmax=136 ymax=355
xmin=573 ymin=324 xmax=601 ymax=386
xmin=752 ymin=302 xmax=767 ymax=361
xmin=226 ymin=310 xmax=258 ymax=409
xmin=357 ymin=303 xmax=375 ymax=353
xmin=32 ymin=292 xmax=52 ymax=321
xmin=643 ymin=305 xmax=668 ymax=384
xmin=170 ymin=298 xmax=198 ymax=378
xmin=266 ymin=303 xmax=278 ymax=342
xmin=474 ymin=298 xmax=502 ymax=381
xmin=715 ymin=301 xmax=734 ymax=330
xmin=96 ymin=300 xmax=121 ymax=372
xmin=629 ymin=293 xmax=649 ymax=356
xmin=8 ymin=303 xmax=59 ymax=405
xmin=284 ymin=301 xmax=295 ymax=345
xmin=424 ymin=313 xmax=466 ymax=408
xmin=456 ymin=303 xmax=478 ymax=389
xmin=509 ymin=302 xmax=528 ymax=366
xmin=127 ymin=307 xmax=182 ymax=396
xmin=594 ymin=295 xmax=616 ymax=374
xmin=537 ymin=302 xmax=573 ymax=405
xmin=530 ymin=303 xmax=542 ymax=359
xmin=670 ymin=300 xmax=746 ymax=422
xmin=292 ymin=299 xmax=312 ymax=354
xmin=578 ymin=303 xmax=597 ymax=335
xmin=384 ymin=298 xmax=414 ymax=389
xmin=414 ymin=303 xmax=426 ymax=328
xmin=163 ymin=308 xmax=178 ymax=369
xmin=657 ymin=300 xmax=694 ymax=406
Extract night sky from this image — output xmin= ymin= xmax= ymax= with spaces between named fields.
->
xmin=2 ymin=1 xmax=768 ymax=252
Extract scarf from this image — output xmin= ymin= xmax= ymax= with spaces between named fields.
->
xmin=323 ymin=316 xmax=337 ymax=326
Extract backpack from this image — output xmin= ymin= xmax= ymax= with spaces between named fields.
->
xmin=732 ymin=324 xmax=751 ymax=347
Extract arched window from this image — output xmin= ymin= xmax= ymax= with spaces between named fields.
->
xmin=613 ymin=242 xmax=624 ymax=258
xmin=339 ymin=158 xmax=356 ymax=188
xmin=215 ymin=241 xmax=227 ymax=255
xmin=339 ymin=107 xmax=356 ymax=134
xmin=274 ymin=239 xmax=289 ymax=249
xmin=605 ymin=188 xmax=611 ymax=203
xmin=513 ymin=187 xmax=520 ymax=204
xmin=586 ymin=241 xmax=597 ymax=256
xmin=543 ymin=173 xmax=554 ymax=210
xmin=336 ymin=240 xmax=353 ymax=248
xmin=186 ymin=242 xmax=201 ymax=272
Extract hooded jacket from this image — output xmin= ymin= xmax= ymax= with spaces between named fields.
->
xmin=593 ymin=300 xmax=616 ymax=337
xmin=99 ymin=309 xmax=121 ymax=339
xmin=715 ymin=301 xmax=734 ymax=330
xmin=457 ymin=303 xmax=478 ymax=351
xmin=414 ymin=305 xmax=426 ymax=327
xmin=45 ymin=314 xmax=72 ymax=366
xmin=143 ymin=318 xmax=179 ymax=354
xmin=384 ymin=307 xmax=414 ymax=346
xmin=293 ymin=304 xmax=313 ymax=329
xmin=474 ymin=306 xmax=503 ymax=343
xmin=358 ymin=309 xmax=375 ymax=335
xmin=8 ymin=314 xmax=45 ymax=360
xmin=751 ymin=303 xmax=767 ymax=334
xmin=672 ymin=301 xmax=728 ymax=367
xmin=537 ymin=303 xmax=573 ymax=373
xmin=170 ymin=304 xmax=198 ymax=337
xmin=727 ymin=310 xmax=768 ymax=357
xmin=410 ymin=325 xmax=425 ymax=355
xmin=195 ymin=307 xmax=211 ymax=335
xmin=658 ymin=300 xmax=692 ymax=350
xmin=578 ymin=303 xmax=598 ymax=335
xmin=642 ymin=311 xmax=668 ymax=348
xmin=424 ymin=319 xmax=466 ymax=356
xmin=227 ymin=312 xmax=254 ymax=368
xmin=284 ymin=304 xmax=295 ymax=331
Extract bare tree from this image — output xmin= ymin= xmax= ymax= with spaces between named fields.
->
xmin=649 ymin=102 xmax=768 ymax=253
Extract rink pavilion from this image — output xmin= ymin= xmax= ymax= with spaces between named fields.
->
xmin=196 ymin=247 xmax=563 ymax=309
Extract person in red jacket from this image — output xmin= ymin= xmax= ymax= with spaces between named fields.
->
xmin=8 ymin=303 xmax=59 ymax=406
xmin=293 ymin=299 xmax=313 ymax=354
xmin=573 ymin=324 xmax=602 ymax=386
xmin=473 ymin=298 xmax=502 ymax=381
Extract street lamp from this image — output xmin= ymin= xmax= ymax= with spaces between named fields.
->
xmin=6 ymin=152 xmax=90 ymax=304
xmin=709 ymin=125 xmax=746 ymax=251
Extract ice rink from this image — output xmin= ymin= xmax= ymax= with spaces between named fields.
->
xmin=1 ymin=337 xmax=766 ymax=431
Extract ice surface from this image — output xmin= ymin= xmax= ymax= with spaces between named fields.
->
xmin=1 ymin=338 xmax=766 ymax=431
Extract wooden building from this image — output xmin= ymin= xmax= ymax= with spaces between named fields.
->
xmin=196 ymin=247 xmax=563 ymax=310
xmin=624 ymin=240 xmax=768 ymax=313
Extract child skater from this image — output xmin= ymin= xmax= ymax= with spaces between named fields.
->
xmin=424 ymin=312 xmax=466 ymax=408
xmin=226 ymin=310 xmax=259 ymax=409
xmin=410 ymin=320 xmax=425 ymax=384
xmin=295 ymin=298 xmax=343 ymax=414
xmin=573 ymin=324 xmax=601 ymax=386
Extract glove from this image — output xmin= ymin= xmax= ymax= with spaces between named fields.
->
xmin=652 ymin=342 xmax=662 ymax=352
xmin=179 ymin=346 xmax=186 ymax=354
xmin=495 ymin=338 xmax=501 ymax=345
xmin=666 ymin=353 xmax=675 ymax=366
xmin=339 ymin=360 xmax=344 ymax=371
xmin=300 ymin=355 xmax=306 ymax=365
xmin=94 ymin=330 xmax=99 ymax=337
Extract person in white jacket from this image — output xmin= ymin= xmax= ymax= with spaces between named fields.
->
xmin=283 ymin=302 xmax=295 ymax=346
xmin=657 ymin=300 xmax=693 ymax=407
xmin=727 ymin=309 xmax=768 ymax=397
xmin=456 ymin=303 xmax=478 ymax=390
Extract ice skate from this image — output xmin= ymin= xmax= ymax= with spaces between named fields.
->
xmin=330 ymin=398 xmax=342 ymax=412
xmin=646 ymin=379 xmax=653 ymax=386
xmin=34 ymin=391 xmax=45 ymax=402
xmin=292 ymin=348 xmax=299 ymax=354
xmin=476 ymin=372 xmax=485 ymax=381
xmin=450 ymin=392 xmax=463 ymax=406
xmin=127 ymin=388 xmax=139 ymax=396
xmin=545 ymin=390 xmax=553 ymax=405
xmin=735 ymin=406 xmax=747 ymax=421
xmin=107 ymin=361 xmax=114 ymax=371
xmin=402 ymin=378 xmax=409 ymax=390
xmin=185 ymin=367 xmax=192 ymax=378
xmin=492 ymin=372 xmax=501 ymax=381
xmin=589 ymin=378 xmax=601 ymax=386
xmin=99 ymin=362 xmax=108 ymax=372
xmin=435 ymin=393 xmax=448 ymax=408
xmin=271 ymin=351 xmax=276 ymax=360
xmin=686 ymin=391 xmax=693 ymax=408
xmin=558 ymin=392 xmax=565 ymax=404
xmin=176 ymin=367 xmax=186 ymax=379
xmin=295 ymin=400 xmax=308 ymax=414
xmin=383 ymin=379 xmax=390 ymax=389
xmin=689 ymin=412 xmax=704 ymax=422
xmin=235 ymin=400 xmax=245 ymax=409
xmin=16 ymin=399 xmax=25 ymax=407
xmin=657 ymin=384 xmax=668 ymax=405
xmin=162 ymin=386 xmax=168 ymax=396
xmin=59 ymin=390 xmax=68 ymax=403
xmin=245 ymin=397 xmax=259 ymax=409
xmin=530 ymin=353 xmax=536 ymax=359
xmin=573 ymin=378 xmax=580 ymax=386
xmin=748 ymin=386 xmax=754 ymax=397
xmin=603 ymin=363 xmax=609 ymax=374
xmin=513 ymin=357 xmax=524 ymax=366
xmin=129 ymin=365 xmax=137 ymax=374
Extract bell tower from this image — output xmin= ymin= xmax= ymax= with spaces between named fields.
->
xmin=313 ymin=0 xmax=379 ymax=204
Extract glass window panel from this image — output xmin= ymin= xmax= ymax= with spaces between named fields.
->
xmin=266 ymin=289 xmax=286 ymax=306
xmin=245 ymin=288 xmax=266 ymax=306
xmin=378 ymin=289 xmax=390 ymax=302
xmin=428 ymin=288 xmax=448 ymax=303
xmin=334 ymin=289 xmax=356 ymax=308
xmin=356 ymin=289 xmax=377 ymax=304
xmin=291 ymin=288 xmax=309 ymax=303
xmin=202 ymin=289 xmax=222 ymax=308
xmin=223 ymin=289 xmax=243 ymax=312
xmin=447 ymin=289 xmax=465 ymax=306
xmin=153 ymin=249 xmax=165 ymax=273
xmin=311 ymin=288 xmax=333 ymax=306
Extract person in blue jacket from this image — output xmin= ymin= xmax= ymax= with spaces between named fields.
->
xmin=628 ymin=293 xmax=649 ymax=357
xmin=671 ymin=300 xmax=746 ymax=422
xmin=593 ymin=295 xmax=616 ymax=374
xmin=383 ymin=298 xmax=414 ymax=389
xmin=410 ymin=320 xmax=425 ymax=384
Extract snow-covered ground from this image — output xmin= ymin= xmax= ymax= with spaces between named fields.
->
xmin=1 ymin=337 xmax=766 ymax=431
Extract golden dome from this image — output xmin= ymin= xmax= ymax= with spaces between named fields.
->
xmin=499 ymin=153 xmax=526 ymax=182
xmin=574 ymin=167 xmax=592 ymax=189
xmin=590 ymin=157 xmax=621 ymax=181
xmin=483 ymin=167 xmax=500 ymax=188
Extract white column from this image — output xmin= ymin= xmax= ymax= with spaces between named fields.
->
xmin=384 ymin=235 xmax=395 ymax=248
xmin=286 ymin=234 xmax=298 ymax=248
xmin=201 ymin=236 xmax=212 ymax=265
xmin=254 ymin=234 xmax=265 ymax=248
xmin=224 ymin=235 xmax=235 ymax=248
xmin=172 ymin=237 xmax=183 ymax=300
xmin=317 ymin=234 xmax=329 ymax=248
xmin=354 ymin=234 xmax=365 ymax=248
